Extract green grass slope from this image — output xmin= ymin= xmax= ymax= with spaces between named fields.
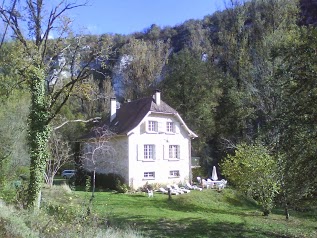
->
xmin=77 ymin=188 xmax=317 ymax=238
xmin=1 ymin=186 xmax=316 ymax=238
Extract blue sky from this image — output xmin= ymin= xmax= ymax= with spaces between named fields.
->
xmin=69 ymin=0 xmax=227 ymax=35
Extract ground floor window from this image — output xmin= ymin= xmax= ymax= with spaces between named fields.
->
xmin=144 ymin=172 xmax=155 ymax=179
xmin=169 ymin=170 xmax=180 ymax=177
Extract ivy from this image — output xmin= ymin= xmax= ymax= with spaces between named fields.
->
xmin=26 ymin=66 xmax=51 ymax=209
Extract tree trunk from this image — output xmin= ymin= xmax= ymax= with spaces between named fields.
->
xmin=87 ymin=170 xmax=96 ymax=216
xmin=92 ymin=170 xmax=96 ymax=198
xmin=282 ymin=188 xmax=289 ymax=220
xmin=26 ymin=68 xmax=50 ymax=209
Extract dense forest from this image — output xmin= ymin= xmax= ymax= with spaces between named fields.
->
xmin=0 ymin=0 xmax=317 ymax=214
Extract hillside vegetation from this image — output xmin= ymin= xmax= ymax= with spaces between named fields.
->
xmin=1 ymin=0 xmax=317 ymax=236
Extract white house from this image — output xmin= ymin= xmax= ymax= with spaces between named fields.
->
xmin=81 ymin=90 xmax=198 ymax=189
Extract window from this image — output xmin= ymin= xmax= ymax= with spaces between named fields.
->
xmin=169 ymin=170 xmax=180 ymax=177
xmin=144 ymin=172 xmax=155 ymax=179
xmin=148 ymin=121 xmax=158 ymax=132
xmin=169 ymin=145 xmax=179 ymax=159
xmin=144 ymin=144 xmax=155 ymax=160
xmin=166 ymin=122 xmax=174 ymax=133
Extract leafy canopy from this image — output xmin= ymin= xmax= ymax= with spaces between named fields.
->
xmin=221 ymin=143 xmax=279 ymax=215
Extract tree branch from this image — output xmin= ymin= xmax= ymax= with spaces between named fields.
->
xmin=53 ymin=117 xmax=101 ymax=130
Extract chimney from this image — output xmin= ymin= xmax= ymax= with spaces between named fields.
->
xmin=110 ymin=97 xmax=116 ymax=122
xmin=154 ymin=89 xmax=161 ymax=106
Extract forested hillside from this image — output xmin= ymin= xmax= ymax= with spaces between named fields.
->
xmin=1 ymin=0 xmax=317 ymax=211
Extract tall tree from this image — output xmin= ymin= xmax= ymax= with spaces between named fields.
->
xmin=0 ymin=0 xmax=109 ymax=209
xmin=161 ymin=49 xmax=223 ymax=161
xmin=272 ymin=26 xmax=317 ymax=205
xmin=0 ymin=41 xmax=30 ymax=187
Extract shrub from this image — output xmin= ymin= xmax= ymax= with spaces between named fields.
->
xmin=115 ymin=179 xmax=129 ymax=193
xmin=192 ymin=167 xmax=206 ymax=182
xmin=0 ymin=199 xmax=143 ymax=238
xmin=15 ymin=166 xmax=30 ymax=180
xmin=221 ymin=143 xmax=279 ymax=216
xmin=78 ymin=171 xmax=128 ymax=191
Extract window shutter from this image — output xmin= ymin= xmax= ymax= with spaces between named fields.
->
xmin=145 ymin=121 xmax=149 ymax=133
xmin=140 ymin=121 xmax=146 ymax=134
xmin=137 ymin=144 xmax=143 ymax=161
xmin=153 ymin=145 xmax=156 ymax=160
xmin=158 ymin=121 xmax=164 ymax=133
xmin=179 ymin=145 xmax=183 ymax=160
xmin=175 ymin=122 xmax=180 ymax=134
xmin=163 ymin=145 xmax=168 ymax=160
xmin=156 ymin=145 xmax=161 ymax=161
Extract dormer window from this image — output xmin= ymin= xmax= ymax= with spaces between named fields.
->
xmin=166 ymin=122 xmax=174 ymax=133
xmin=148 ymin=121 xmax=158 ymax=132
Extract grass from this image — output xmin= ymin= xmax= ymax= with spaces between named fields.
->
xmin=72 ymin=189 xmax=317 ymax=238
xmin=0 ymin=185 xmax=143 ymax=238
xmin=1 ymin=185 xmax=316 ymax=237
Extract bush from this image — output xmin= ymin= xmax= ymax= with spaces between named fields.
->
xmin=0 ymin=198 xmax=143 ymax=238
xmin=15 ymin=166 xmax=30 ymax=180
xmin=115 ymin=179 xmax=129 ymax=193
xmin=77 ymin=171 xmax=128 ymax=191
xmin=192 ymin=167 xmax=206 ymax=182
xmin=94 ymin=173 xmax=126 ymax=190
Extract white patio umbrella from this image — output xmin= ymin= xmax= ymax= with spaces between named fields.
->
xmin=211 ymin=166 xmax=218 ymax=181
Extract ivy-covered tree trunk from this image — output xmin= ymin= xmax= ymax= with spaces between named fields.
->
xmin=27 ymin=67 xmax=50 ymax=209
xmin=0 ymin=0 xmax=107 ymax=210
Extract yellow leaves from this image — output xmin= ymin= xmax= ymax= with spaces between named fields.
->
xmin=73 ymin=80 xmax=98 ymax=101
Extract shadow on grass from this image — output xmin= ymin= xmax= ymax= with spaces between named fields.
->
xmin=273 ymin=207 xmax=317 ymax=222
xmin=78 ymin=191 xmax=311 ymax=238
xmin=143 ymin=193 xmax=259 ymax=217
xmin=108 ymin=216 xmax=289 ymax=238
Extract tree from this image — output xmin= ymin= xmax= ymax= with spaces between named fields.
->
xmin=44 ymin=130 xmax=73 ymax=187
xmin=161 ymin=49 xmax=223 ymax=162
xmin=0 ymin=0 xmax=109 ymax=209
xmin=213 ymin=0 xmax=299 ymax=147
xmin=221 ymin=143 xmax=279 ymax=216
xmin=272 ymin=26 xmax=317 ymax=207
xmin=0 ymin=90 xmax=30 ymax=186
xmin=80 ymin=125 xmax=115 ymax=213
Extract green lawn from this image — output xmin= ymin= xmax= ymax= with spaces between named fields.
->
xmin=73 ymin=189 xmax=317 ymax=238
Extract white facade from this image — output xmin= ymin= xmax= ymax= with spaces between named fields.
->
xmin=128 ymin=113 xmax=192 ymax=188
xmin=82 ymin=92 xmax=197 ymax=189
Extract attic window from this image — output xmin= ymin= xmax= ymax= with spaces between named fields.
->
xmin=148 ymin=121 xmax=158 ymax=132
xmin=166 ymin=122 xmax=174 ymax=133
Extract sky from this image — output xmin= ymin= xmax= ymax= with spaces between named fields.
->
xmin=69 ymin=0 xmax=227 ymax=35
